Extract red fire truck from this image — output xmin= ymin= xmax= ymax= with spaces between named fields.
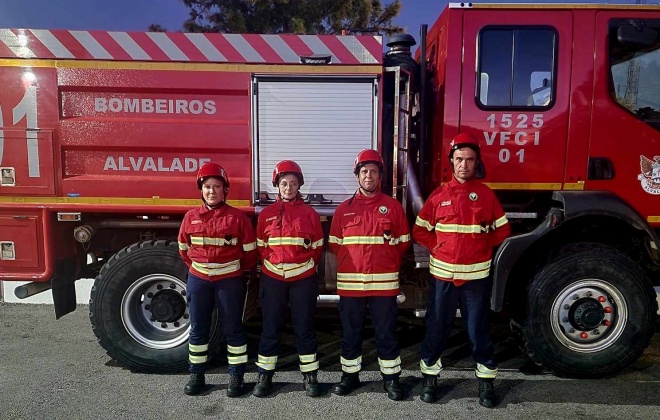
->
xmin=1 ymin=3 xmax=658 ymax=378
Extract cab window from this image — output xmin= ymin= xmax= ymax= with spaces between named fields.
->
xmin=477 ymin=27 xmax=557 ymax=108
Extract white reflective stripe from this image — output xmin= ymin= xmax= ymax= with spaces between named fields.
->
xmin=0 ymin=29 xmax=36 ymax=58
xmin=70 ymin=31 xmax=112 ymax=59
xmin=475 ymin=363 xmax=498 ymax=379
xmin=243 ymin=241 xmax=257 ymax=252
xmin=30 ymin=29 xmax=73 ymax=58
xmin=227 ymin=355 xmax=248 ymax=364
xmin=261 ymin=34 xmax=300 ymax=63
xmin=340 ymin=355 xmax=362 ymax=373
xmin=299 ymin=354 xmax=317 ymax=364
xmin=378 ymin=356 xmax=401 ymax=368
xmin=189 ymin=354 xmax=207 ymax=364
xmin=256 ymin=354 xmax=278 ymax=370
xmin=300 ymin=361 xmax=320 ymax=372
xmin=190 ymin=236 xmax=238 ymax=246
xmin=328 ymin=235 xmax=343 ymax=245
xmin=380 ymin=365 xmax=402 ymax=375
xmin=415 ymin=216 xmax=434 ymax=231
xmin=224 ymin=34 xmax=265 ymax=62
xmin=337 ymin=272 xmax=398 ymax=282
xmin=430 ymin=256 xmax=491 ymax=273
xmin=263 ymin=258 xmax=315 ymax=279
xmin=311 ymin=238 xmax=324 ymax=249
xmin=256 ymin=238 xmax=267 ymax=247
xmin=338 ymin=36 xmax=379 ymax=64
xmin=189 ymin=343 xmax=209 ymax=352
xmin=342 ymin=236 xmax=385 ymax=245
xmin=178 ymin=242 xmax=189 ymax=250
xmin=184 ymin=33 xmax=227 ymax=61
xmin=109 ymin=31 xmax=151 ymax=60
xmin=192 ymin=260 xmax=241 ymax=276
xmin=436 ymin=223 xmax=483 ymax=234
xmin=147 ymin=32 xmax=189 ymax=61
xmin=494 ymin=215 xmax=508 ymax=228
xmin=398 ymin=234 xmax=411 ymax=243
xmin=227 ymin=344 xmax=247 ymax=354
xmin=337 ymin=281 xmax=399 ymax=291
xmin=420 ymin=359 xmax=443 ymax=375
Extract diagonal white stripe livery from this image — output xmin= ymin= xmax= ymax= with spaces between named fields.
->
xmin=0 ymin=29 xmax=36 ymax=58
xmin=298 ymin=35 xmax=339 ymax=64
xmin=224 ymin=34 xmax=264 ymax=62
xmin=338 ymin=36 xmax=378 ymax=64
xmin=109 ymin=32 xmax=150 ymax=60
xmin=261 ymin=35 xmax=299 ymax=63
xmin=30 ymin=29 xmax=74 ymax=58
xmin=184 ymin=33 xmax=226 ymax=62
xmin=147 ymin=32 xmax=189 ymax=61
xmin=69 ymin=31 xmax=112 ymax=59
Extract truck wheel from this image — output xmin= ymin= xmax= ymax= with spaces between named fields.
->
xmin=521 ymin=243 xmax=657 ymax=378
xmin=89 ymin=240 xmax=221 ymax=373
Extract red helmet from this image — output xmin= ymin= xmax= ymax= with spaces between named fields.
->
xmin=196 ymin=162 xmax=229 ymax=190
xmin=272 ymin=160 xmax=304 ymax=187
xmin=353 ymin=149 xmax=384 ymax=175
xmin=449 ymin=133 xmax=481 ymax=160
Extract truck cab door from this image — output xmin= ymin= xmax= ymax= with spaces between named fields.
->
xmin=454 ymin=10 xmax=574 ymax=189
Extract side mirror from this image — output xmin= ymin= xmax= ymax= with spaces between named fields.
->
xmin=617 ymin=22 xmax=657 ymax=48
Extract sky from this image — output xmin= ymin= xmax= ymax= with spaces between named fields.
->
xmin=0 ymin=0 xmax=641 ymax=45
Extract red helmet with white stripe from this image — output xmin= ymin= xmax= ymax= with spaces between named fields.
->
xmin=196 ymin=162 xmax=230 ymax=190
xmin=272 ymin=160 xmax=304 ymax=187
xmin=353 ymin=149 xmax=384 ymax=175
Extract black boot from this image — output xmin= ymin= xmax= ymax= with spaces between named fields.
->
xmin=383 ymin=377 xmax=404 ymax=401
xmin=333 ymin=372 xmax=360 ymax=396
xmin=478 ymin=379 xmax=496 ymax=408
xmin=226 ymin=374 xmax=244 ymax=398
xmin=302 ymin=370 xmax=321 ymax=397
xmin=253 ymin=372 xmax=274 ymax=398
xmin=184 ymin=373 xmax=205 ymax=396
xmin=420 ymin=374 xmax=438 ymax=403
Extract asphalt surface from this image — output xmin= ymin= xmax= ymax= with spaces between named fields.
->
xmin=1 ymin=302 xmax=659 ymax=420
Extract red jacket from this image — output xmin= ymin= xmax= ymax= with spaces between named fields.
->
xmin=256 ymin=197 xmax=324 ymax=281
xmin=178 ymin=203 xmax=258 ymax=281
xmin=413 ymin=178 xmax=511 ymax=286
xmin=329 ymin=191 xmax=411 ymax=297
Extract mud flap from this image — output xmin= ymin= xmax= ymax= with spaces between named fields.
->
xmin=52 ymin=259 xmax=78 ymax=319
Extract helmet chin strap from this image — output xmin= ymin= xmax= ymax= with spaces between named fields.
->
xmin=359 ymin=180 xmax=379 ymax=194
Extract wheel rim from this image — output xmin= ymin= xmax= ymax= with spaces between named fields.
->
xmin=121 ymin=274 xmax=189 ymax=349
xmin=551 ymin=279 xmax=627 ymax=353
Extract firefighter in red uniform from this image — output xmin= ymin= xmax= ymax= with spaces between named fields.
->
xmin=178 ymin=162 xmax=258 ymax=397
xmin=253 ymin=161 xmax=324 ymax=398
xmin=413 ymin=133 xmax=511 ymax=407
xmin=329 ymin=149 xmax=411 ymax=401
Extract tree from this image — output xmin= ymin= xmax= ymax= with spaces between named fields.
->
xmin=162 ymin=0 xmax=402 ymax=35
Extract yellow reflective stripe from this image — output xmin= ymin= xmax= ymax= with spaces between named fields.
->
xmin=475 ymin=363 xmax=498 ymax=379
xmin=267 ymin=237 xmax=306 ymax=246
xmin=256 ymin=354 xmax=278 ymax=371
xmin=429 ymin=265 xmax=490 ymax=280
xmin=494 ymin=215 xmax=508 ymax=228
xmin=189 ymin=354 xmax=207 ymax=364
xmin=189 ymin=343 xmax=209 ymax=352
xmin=420 ymin=359 xmax=443 ymax=375
xmin=430 ymin=256 xmax=491 ymax=273
xmin=311 ymin=238 xmax=324 ymax=249
xmin=378 ymin=356 xmax=401 ymax=368
xmin=415 ymin=216 xmax=434 ymax=231
xmin=300 ymin=361 xmax=320 ymax=372
xmin=342 ymin=236 xmax=384 ymax=245
xmin=227 ymin=355 xmax=248 ymax=364
xmin=257 ymin=238 xmax=267 ymax=247
xmin=227 ymin=344 xmax=247 ymax=354
xmin=340 ymin=355 xmax=362 ymax=373
xmin=436 ymin=223 xmax=482 ymax=234
xmin=328 ymin=235 xmax=342 ymax=245
xmin=337 ymin=281 xmax=399 ymax=291
xmin=191 ymin=260 xmax=241 ymax=276
xmin=190 ymin=236 xmax=239 ymax=246
xmin=337 ymin=272 xmax=399 ymax=281
xmin=398 ymin=234 xmax=411 ymax=243
xmin=178 ymin=242 xmax=189 ymax=250
xmin=380 ymin=365 xmax=401 ymax=375
xmin=299 ymin=354 xmax=317 ymax=364
xmin=263 ymin=258 xmax=315 ymax=279
xmin=243 ymin=241 xmax=256 ymax=252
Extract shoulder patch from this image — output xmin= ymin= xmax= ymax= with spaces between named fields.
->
xmin=379 ymin=206 xmax=388 ymax=214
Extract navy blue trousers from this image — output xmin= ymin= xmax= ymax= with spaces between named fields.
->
xmin=257 ymin=274 xmax=318 ymax=372
xmin=421 ymin=278 xmax=497 ymax=370
xmin=339 ymin=295 xmax=401 ymax=379
xmin=187 ymin=273 xmax=246 ymax=374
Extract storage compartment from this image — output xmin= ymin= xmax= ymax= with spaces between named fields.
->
xmin=0 ymin=210 xmax=47 ymax=279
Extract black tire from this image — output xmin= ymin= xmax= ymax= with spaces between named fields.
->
xmin=89 ymin=240 xmax=221 ymax=373
xmin=521 ymin=243 xmax=657 ymax=378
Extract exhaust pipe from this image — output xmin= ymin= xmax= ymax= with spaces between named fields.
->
xmin=14 ymin=280 xmax=52 ymax=299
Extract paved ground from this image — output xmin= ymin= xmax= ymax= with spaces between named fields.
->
xmin=0 ymin=302 xmax=659 ymax=419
